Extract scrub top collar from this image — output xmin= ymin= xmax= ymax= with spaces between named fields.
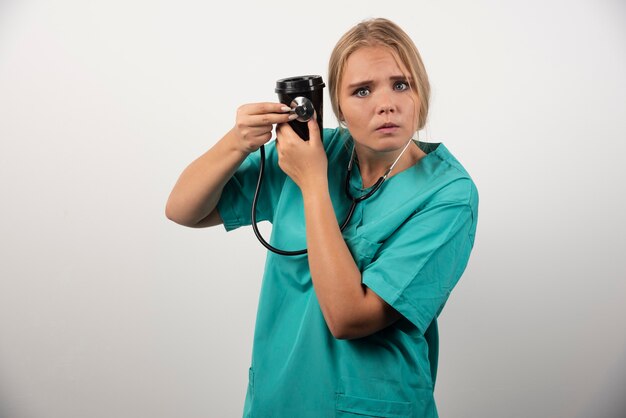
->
xmin=348 ymin=140 xmax=443 ymax=193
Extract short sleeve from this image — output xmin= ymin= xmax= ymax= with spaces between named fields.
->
xmin=361 ymin=201 xmax=476 ymax=334
xmin=216 ymin=139 xmax=286 ymax=231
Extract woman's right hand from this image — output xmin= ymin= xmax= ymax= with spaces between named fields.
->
xmin=231 ymin=102 xmax=297 ymax=154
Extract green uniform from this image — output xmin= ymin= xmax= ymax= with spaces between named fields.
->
xmin=217 ymin=127 xmax=479 ymax=417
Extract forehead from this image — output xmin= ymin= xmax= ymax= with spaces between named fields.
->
xmin=342 ymin=46 xmax=409 ymax=83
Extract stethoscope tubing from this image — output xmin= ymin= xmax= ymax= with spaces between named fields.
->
xmin=252 ymin=146 xmax=385 ymax=256
xmin=251 ymin=137 xmax=412 ymax=256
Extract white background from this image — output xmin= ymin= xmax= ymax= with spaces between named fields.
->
xmin=1 ymin=0 xmax=625 ymax=417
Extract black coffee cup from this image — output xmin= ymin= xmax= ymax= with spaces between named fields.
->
xmin=275 ymin=75 xmax=325 ymax=141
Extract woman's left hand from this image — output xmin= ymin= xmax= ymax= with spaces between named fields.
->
xmin=276 ymin=118 xmax=328 ymax=192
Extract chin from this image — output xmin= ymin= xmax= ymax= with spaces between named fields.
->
xmin=353 ymin=130 xmax=411 ymax=150
xmin=374 ymin=132 xmax=411 ymax=146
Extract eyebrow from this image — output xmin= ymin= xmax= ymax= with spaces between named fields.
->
xmin=346 ymin=75 xmax=412 ymax=90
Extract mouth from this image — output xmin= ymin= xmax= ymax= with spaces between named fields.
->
xmin=376 ymin=122 xmax=400 ymax=131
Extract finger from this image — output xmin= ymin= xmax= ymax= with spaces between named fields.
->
xmin=246 ymin=125 xmax=273 ymax=139
xmin=276 ymin=122 xmax=299 ymax=142
xmin=244 ymin=102 xmax=293 ymax=116
xmin=247 ymin=112 xmax=297 ymax=127
xmin=307 ymin=116 xmax=322 ymax=145
xmin=276 ymin=122 xmax=288 ymax=133
xmin=256 ymin=130 xmax=273 ymax=144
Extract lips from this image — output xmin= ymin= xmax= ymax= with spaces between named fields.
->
xmin=376 ymin=122 xmax=399 ymax=130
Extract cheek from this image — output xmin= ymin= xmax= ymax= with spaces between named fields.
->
xmin=406 ymin=96 xmax=420 ymax=127
xmin=344 ymin=103 xmax=370 ymax=124
xmin=339 ymin=103 xmax=355 ymax=125
xmin=344 ymin=113 xmax=367 ymax=130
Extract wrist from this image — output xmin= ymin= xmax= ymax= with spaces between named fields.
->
xmin=224 ymin=128 xmax=252 ymax=157
xmin=301 ymin=178 xmax=330 ymax=201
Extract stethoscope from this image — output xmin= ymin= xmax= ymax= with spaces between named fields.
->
xmin=252 ymin=136 xmax=414 ymax=256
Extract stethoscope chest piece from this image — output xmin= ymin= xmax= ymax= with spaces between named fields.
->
xmin=289 ymin=96 xmax=315 ymax=122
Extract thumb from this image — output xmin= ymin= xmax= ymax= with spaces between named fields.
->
xmin=308 ymin=114 xmax=322 ymax=146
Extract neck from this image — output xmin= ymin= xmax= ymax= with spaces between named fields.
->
xmin=354 ymin=140 xmax=425 ymax=188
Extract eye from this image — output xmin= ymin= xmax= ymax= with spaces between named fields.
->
xmin=353 ymin=87 xmax=370 ymax=97
xmin=394 ymin=81 xmax=409 ymax=91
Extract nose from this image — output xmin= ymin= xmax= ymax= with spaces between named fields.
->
xmin=376 ymin=91 xmax=396 ymax=114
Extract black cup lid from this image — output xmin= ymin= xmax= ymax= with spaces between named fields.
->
xmin=275 ymin=75 xmax=325 ymax=94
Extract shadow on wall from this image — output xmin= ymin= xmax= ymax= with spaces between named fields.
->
xmin=575 ymin=344 xmax=626 ymax=418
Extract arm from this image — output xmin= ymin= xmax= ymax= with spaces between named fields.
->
xmin=165 ymin=128 xmax=247 ymax=227
xmin=302 ymin=185 xmax=403 ymax=340
xmin=165 ymin=103 xmax=295 ymax=227
xmin=275 ymin=120 xmax=401 ymax=340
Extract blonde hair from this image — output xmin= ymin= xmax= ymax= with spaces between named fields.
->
xmin=328 ymin=18 xmax=430 ymax=132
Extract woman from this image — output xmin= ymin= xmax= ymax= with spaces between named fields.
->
xmin=166 ymin=17 xmax=478 ymax=418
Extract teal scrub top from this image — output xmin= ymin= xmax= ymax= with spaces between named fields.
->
xmin=217 ymin=127 xmax=479 ymax=418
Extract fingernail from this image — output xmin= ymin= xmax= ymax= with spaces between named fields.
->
xmin=281 ymin=106 xmax=292 ymax=112
xmin=288 ymin=114 xmax=298 ymax=120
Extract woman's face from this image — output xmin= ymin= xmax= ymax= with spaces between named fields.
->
xmin=339 ymin=45 xmax=419 ymax=154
